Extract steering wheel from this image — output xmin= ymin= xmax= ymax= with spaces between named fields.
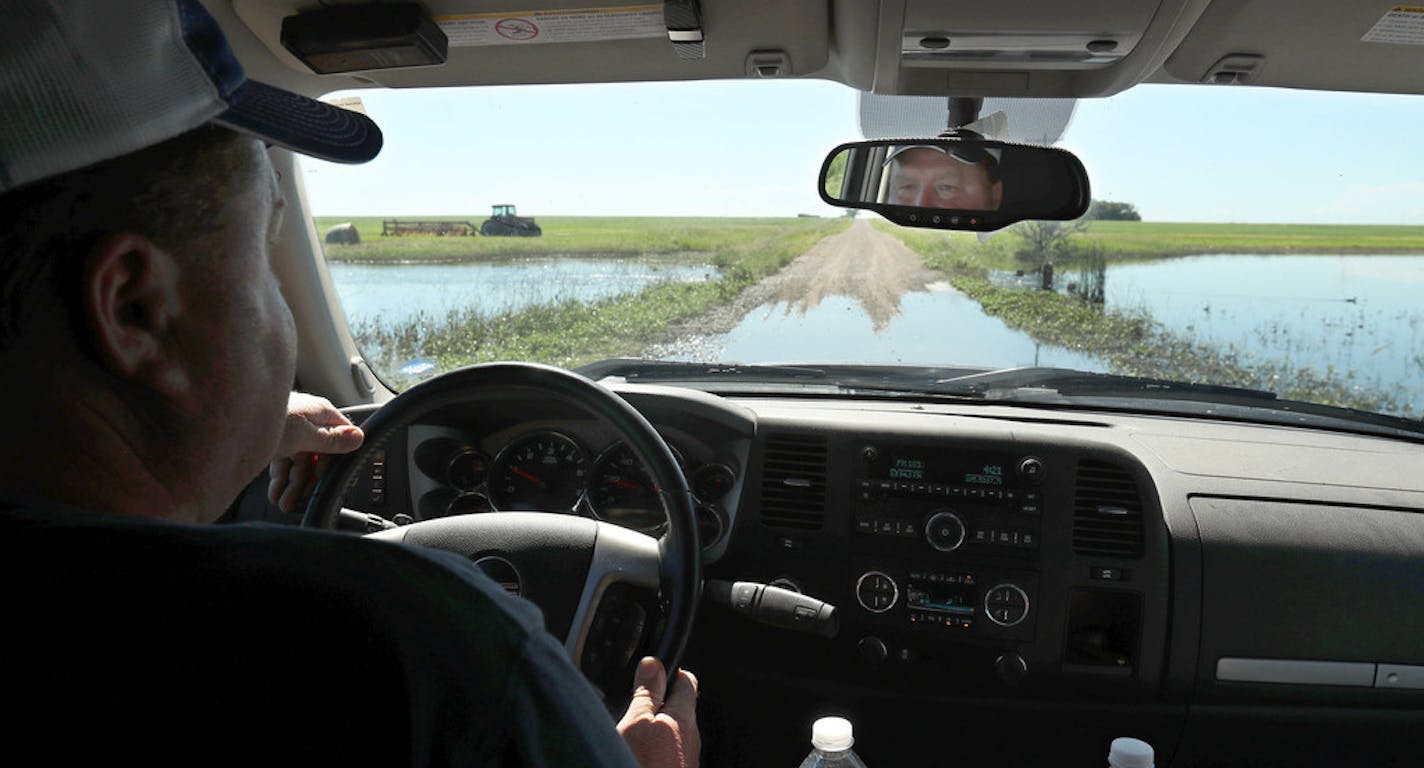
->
xmin=302 ymin=362 xmax=701 ymax=686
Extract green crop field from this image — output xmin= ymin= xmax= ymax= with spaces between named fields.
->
xmin=313 ymin=216 xmax=832 ymax=262
xmin=1081 ymin=221 xmax=1424 ymax=258
xmin=878 ymin=220 xmax=1424 ymax=271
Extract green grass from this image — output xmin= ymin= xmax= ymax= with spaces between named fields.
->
xmin=350 ymin=217 xmax=850 ymax=387
xmin=875 ymin=220 xmax=1424 ymax=271
xmin=314 ymin=216 xmax=824 ymax=262
xmin=1082 ymin=221 xmax=1424 ymax=259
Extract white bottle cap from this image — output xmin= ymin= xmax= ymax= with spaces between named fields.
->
xmin=1108 ymin=737 xmax=1155 ymax=768
xmin=811 ymin=717 xmax=855 ymax=751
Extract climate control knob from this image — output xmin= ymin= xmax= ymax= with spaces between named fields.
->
xmin=984 ymin=583 xmax=1030 ymax=627
xmin=924 ymin=511 xmax=967 ymax=552
xmin=855 ymin=571 xmax=899 ymax=613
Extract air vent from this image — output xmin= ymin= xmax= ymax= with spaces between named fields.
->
xmin=1072 ymin=460 xmax=1144 ymax=559
xmin=758 ymin=433 xmax=828 ymax=530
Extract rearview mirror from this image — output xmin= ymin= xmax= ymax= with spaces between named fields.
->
xmin=819 ymin=139 xmax=1090 ymax=231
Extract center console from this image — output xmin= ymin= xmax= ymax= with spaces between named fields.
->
xmin=851 ymin=445 xmax=1046 ymax=647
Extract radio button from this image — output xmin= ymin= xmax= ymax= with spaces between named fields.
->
xmin=924 ymin=511 xmax=967 ymax=552
xmin=1018 ymin=456 xmax=1045 ymax=484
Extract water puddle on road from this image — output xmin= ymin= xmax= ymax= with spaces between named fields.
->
xmin=661 ymin=281 xmax=1105 ymax=370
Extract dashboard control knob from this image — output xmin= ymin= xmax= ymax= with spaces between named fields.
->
xmin=924 ymin=511 xmax=967 ymax=552
xmin=984 ymin=583 xmax=1031 ymax=627
xmin=854 ymin=571 xmax=898 ymax=613
xmin=994 ymin=652 xmax=1028 ymax=685
xmin=1017 ymin=456 xmax=1045 ymax=484
xmin=857 ymin=636 xmax=888 ymax=666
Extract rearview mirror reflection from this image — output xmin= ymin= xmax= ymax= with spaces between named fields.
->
xmin=819 ymin=139 xmax=1090 ymax=231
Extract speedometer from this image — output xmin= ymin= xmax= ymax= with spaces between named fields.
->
xmin=489 ymin=431 xmax=589 ymax=512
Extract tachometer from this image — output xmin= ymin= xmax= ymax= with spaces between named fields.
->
xmin=489 ymin=431 xmax=589 ymax=512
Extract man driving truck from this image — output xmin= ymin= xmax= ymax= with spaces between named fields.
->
xmin=0 ymin=0 xmax=698 ymax=765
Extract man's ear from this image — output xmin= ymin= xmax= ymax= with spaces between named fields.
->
xmin=81 ymin=233 xmax=190 ymax=397
xmin=990 ymin=180 xmax=1004 ymax=211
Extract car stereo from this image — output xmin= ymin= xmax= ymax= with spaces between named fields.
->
xmin=849 ymin=444 xmax=1045 ymax=641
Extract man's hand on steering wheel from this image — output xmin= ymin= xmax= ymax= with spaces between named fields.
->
xmin=267 ymin=392 xmax=365 ymax=514
xmin=619 ymin=657 xmax=700 ymax=768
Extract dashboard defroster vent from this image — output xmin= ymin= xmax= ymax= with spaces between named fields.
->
xmin=758 ymin=433 xmax=828 ymax=530
xmin=1072 ymin=460 xmax=1144 ymax=559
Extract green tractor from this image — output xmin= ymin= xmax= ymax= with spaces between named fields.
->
xmin=480 ymin=203 xmax=542 ymax=237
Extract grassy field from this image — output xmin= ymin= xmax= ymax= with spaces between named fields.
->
xmin=314 ymin=216 xmax=823 ymax=261
xmin=1081 ymin=221 xmax=1424 ymax=259
xmin=876 ymin=220 xmax=1424 ymax=272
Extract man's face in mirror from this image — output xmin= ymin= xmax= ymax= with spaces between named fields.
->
xmin=886 ymin=147 xmax=1003 ymax=211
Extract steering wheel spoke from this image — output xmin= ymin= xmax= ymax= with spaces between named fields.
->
xmin=565 ymin=522 xmax=660 ymax=664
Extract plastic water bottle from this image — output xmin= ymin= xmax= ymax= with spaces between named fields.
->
xmin=798 ymin=716 xmax=868 ymax=767
xmin=1107 ymin=737 xmax=1155 ymax=768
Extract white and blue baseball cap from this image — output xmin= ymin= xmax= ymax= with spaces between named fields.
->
xmin=0 ymin=0 xmax=383 ymax=192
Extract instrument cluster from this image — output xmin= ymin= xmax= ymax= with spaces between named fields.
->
xmin=410 ymin=427 xmax=738 ymax=548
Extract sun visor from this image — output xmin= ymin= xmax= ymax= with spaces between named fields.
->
xmin=1163 ymin=0 xmax=1424 ymax=96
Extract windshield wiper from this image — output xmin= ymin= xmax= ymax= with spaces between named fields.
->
xmin=930 ymin=366 xmax=1280 ymax=401
xmin=931 ymin=366 xmax=1424 ymax=438
xmin=579 ymin=359 xmax=829 ymax=383
xmin=578 ymin=359 xmax=987 ymax=390
xmin=578 ymin=359 xmax=1423 ymax=438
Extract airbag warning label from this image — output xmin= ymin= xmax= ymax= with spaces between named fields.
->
xmin=1362 ymin=5 xmax=1424 ymax=45
xmin=436 ymin=5 xmax=664 ymax=47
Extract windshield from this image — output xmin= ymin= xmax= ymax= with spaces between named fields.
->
xmin=304 ymin=81 xmax=1424 ymax=427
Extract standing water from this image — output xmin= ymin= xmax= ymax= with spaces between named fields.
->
xmin=1103 ymin=254 xmax=1424 ymax=408
xmin=329 ymin=257 xmax=717 ymax=328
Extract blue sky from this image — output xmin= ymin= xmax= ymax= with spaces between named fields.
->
xmin=303 ymin=80 xmax=1424 ymax=224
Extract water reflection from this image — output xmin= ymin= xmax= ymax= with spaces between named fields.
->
xmin=665 ymin=282 xmax=1103 ymax=370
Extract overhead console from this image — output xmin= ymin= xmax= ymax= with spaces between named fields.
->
xmin=857 ymin=0 xmax=1214 ymax=97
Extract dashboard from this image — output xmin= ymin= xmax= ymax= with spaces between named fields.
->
xmin=326 ymin=381 xmax=1424 ymax=767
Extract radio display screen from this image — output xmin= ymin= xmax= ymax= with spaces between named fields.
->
xmin=907 ymin=581 xmax=976 ymax=615
xmin=882 ymin=449 xmax=1013 ymax=487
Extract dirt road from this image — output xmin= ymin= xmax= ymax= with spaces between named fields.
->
xmin=660 ymin=219 xmax=943 ymax=349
